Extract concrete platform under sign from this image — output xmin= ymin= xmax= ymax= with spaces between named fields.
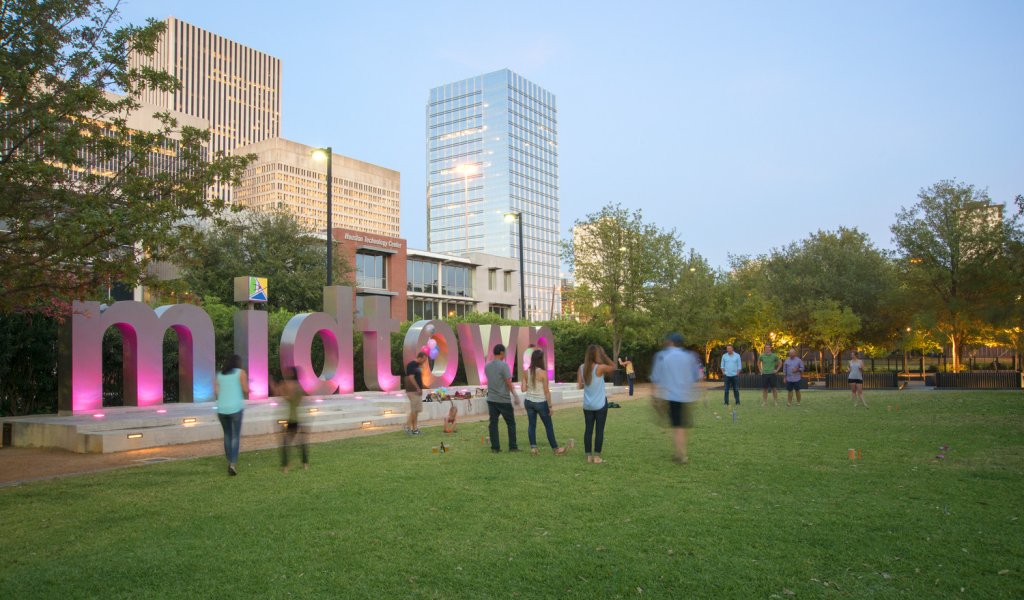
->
xmin=1 ymin=383 xmax=624 ymax=454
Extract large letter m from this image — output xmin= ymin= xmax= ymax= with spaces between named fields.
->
xmin=58 ymin=301 xmax=216 ymax=413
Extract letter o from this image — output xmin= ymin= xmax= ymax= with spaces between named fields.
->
xmin=404 ymin=320 xmax=459 ymax=388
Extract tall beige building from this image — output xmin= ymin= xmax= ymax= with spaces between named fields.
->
xmin=129 ymin=16 xmax=282 ymax=201
xmin=234 ymin=138 xmax=400 ymax=237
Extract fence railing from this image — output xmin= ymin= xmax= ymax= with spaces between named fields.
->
xmin=732 ymin=374 xmax=808 ymax=389
xmin=824 ymin=373 xmax=898 ymax=389
xmin=933 ymin=371 xmax=1021 ymax=389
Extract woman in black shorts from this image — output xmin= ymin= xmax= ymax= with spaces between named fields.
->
xmin=848 ymin=351 xmax=867 ymax=408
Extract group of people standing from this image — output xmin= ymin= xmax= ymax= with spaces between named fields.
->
xmin=479 ymin=343 xmax=616 ymax=462
xmin=720 ymin=344 xmax=869 ymax=408
xmin=213 ymin=338 xmax=878 ymax=476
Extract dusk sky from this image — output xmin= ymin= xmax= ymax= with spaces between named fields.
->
xmin=118 ymin=0 xmax=1023 ymax=269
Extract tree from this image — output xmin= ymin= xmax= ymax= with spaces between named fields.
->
xmin=0 ymin=1 xmax=251 ymax=314
xmin=562 ymin=203 xmax=683 ymax=360
xmin=891 ymin=180 xmax=1022 ymax=370
xmin=723 ymin=257 xmax=788 ymax=370
xmin=180 ymin=211 xmax=351 ymax=313
xmin=760 ymin=227 xmax=899 ymax=346
xmin=809 ymin=299 xmax=861 ymax=373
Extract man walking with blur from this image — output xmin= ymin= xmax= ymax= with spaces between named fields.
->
xmin=720 ymin=344 xmax=742 ymax=407
xmin=652 ymin=333 xmax=701 ymax=464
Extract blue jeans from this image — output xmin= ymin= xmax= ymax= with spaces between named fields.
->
xmin=723 ymin=376 xmax=740 ymax=405
xmin=218 ymin=410 xmax=243 ymax=464
xmin=525 ymin=399 xmax=559 ymax=449
xmin=583 ymin=405 xmax=608 ymax=455
xmin=627 ymin=374 xmax=635 ymax=396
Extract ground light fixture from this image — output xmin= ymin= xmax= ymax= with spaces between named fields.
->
xmin=503 ymin=212 xmax=527 ymax=319
xmin=126 ymin=433 xmax=143 ymax=440
xmin=311 ymin=146 xmax=334 ymax=285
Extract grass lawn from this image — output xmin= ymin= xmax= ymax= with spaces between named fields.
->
xmin=1 ymin=390 xmax=1022 ymax=599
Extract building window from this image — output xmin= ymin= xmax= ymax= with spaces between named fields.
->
xmin=407 ymin=298 xmax=437 ymax=321
xmin=488 ymin=269 xmax=496 ymax=291
xmin=504 ymin=271 xmax=512 ymax=292
xmin=441 ymin=300 xmax=473 ymax=318
xmin=407 ymin=259 xmax=438 ymax=294
xmin=489 ymin=305 xmax=509 ymax=319
xmin=355 ymin=252 xmax=386 ymax=290
xmin=442 ymin=264 xmax=472 ymax=297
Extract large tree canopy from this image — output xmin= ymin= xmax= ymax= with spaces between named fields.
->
xmin=890 ymin=180 xmax=1022 ymax=369
xmin=180 ymin=211 xmax=351 ymax=313
xmin=760 ymin=227 xmax=899 ymax=345
xmin=562 ymin=203 xmax=682 ymax=360
xmin=0 ymin=0 xmax=250 ymax=314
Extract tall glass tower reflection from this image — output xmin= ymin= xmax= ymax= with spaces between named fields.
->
xmin=426 ymin=69 xmax=560 ymax=321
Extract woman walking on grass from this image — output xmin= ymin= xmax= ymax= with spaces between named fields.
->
xmin=522 ymin=349 xmax=569 ymax=456
xmin=578 ymin=345 xmax=617 ymax=464
xmin=849 ymin=351 xmax=867 ymax=408
xmin=214 ymin=354 xmax=248 ymax=476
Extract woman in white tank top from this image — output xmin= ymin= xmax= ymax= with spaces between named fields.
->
xmin=521 ymin=349 xmax=568 ymax=455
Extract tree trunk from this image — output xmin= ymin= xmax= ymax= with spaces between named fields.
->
xmin=831 ymin=349 xmax=839 ymax=374
xmin=949 ymin=335 xmax=959 ymax=371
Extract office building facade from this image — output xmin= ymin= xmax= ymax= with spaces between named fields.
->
xmin=129 ymin=16 xmax=282 ymax=201
xmin=234 ymin=138 xmax=401 ymax=237
xmin=332 ymin=228 xmax=521 ymax=322
xmin=426 ymin=69 xmax=560 ymax=321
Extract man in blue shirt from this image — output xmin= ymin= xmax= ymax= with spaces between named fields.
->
xmin=651 ymin=333 xmax=701 ymax=464
xmin=720 ymin=344 xmax=742 ymax=406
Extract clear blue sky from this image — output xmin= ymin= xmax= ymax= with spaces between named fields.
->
xmin=118 ymin=0 xmax=1023 ymax=269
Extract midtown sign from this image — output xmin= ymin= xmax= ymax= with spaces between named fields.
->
xmin=58 ymin=286 xmax=554 ymax=413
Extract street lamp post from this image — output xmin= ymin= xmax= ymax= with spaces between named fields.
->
xmin=312 ymin=147 xmax=333 ymax=285
xmin=504 ymin=212 xmax=526 ymax=320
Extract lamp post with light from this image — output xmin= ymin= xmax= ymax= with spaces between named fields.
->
xmin=504 ymin=211 xmax=527 ymax=320
xmin=311 ymin=147 xmax=333 ymax=285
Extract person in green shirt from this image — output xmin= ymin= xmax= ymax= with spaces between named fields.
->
xmin=759 ymin=344 xmax=782 ymax=407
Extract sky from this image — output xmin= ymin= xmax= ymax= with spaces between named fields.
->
xmin=117 ymin=0 xmax=1024 ymax=269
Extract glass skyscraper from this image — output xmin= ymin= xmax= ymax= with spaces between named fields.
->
xmin=426 ymin=69 xmax=560 ymax=321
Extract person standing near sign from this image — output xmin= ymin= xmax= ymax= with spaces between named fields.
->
xmin=486 ymin=344 xmax=522 ymax=452
xmin=578 ymin=345 xmax=617 ymax=464
xmin=405 ymin=352 xmax=428 ymax=435
xmin=214 ymin=354 xmax=249 ymax=476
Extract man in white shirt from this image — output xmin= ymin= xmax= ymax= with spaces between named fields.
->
xmin=720 ymin=344 xmax=742 ymax=406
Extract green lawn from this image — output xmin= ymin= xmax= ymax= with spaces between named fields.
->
xmin=1 ymin=391 xmax=1022 ymax=599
